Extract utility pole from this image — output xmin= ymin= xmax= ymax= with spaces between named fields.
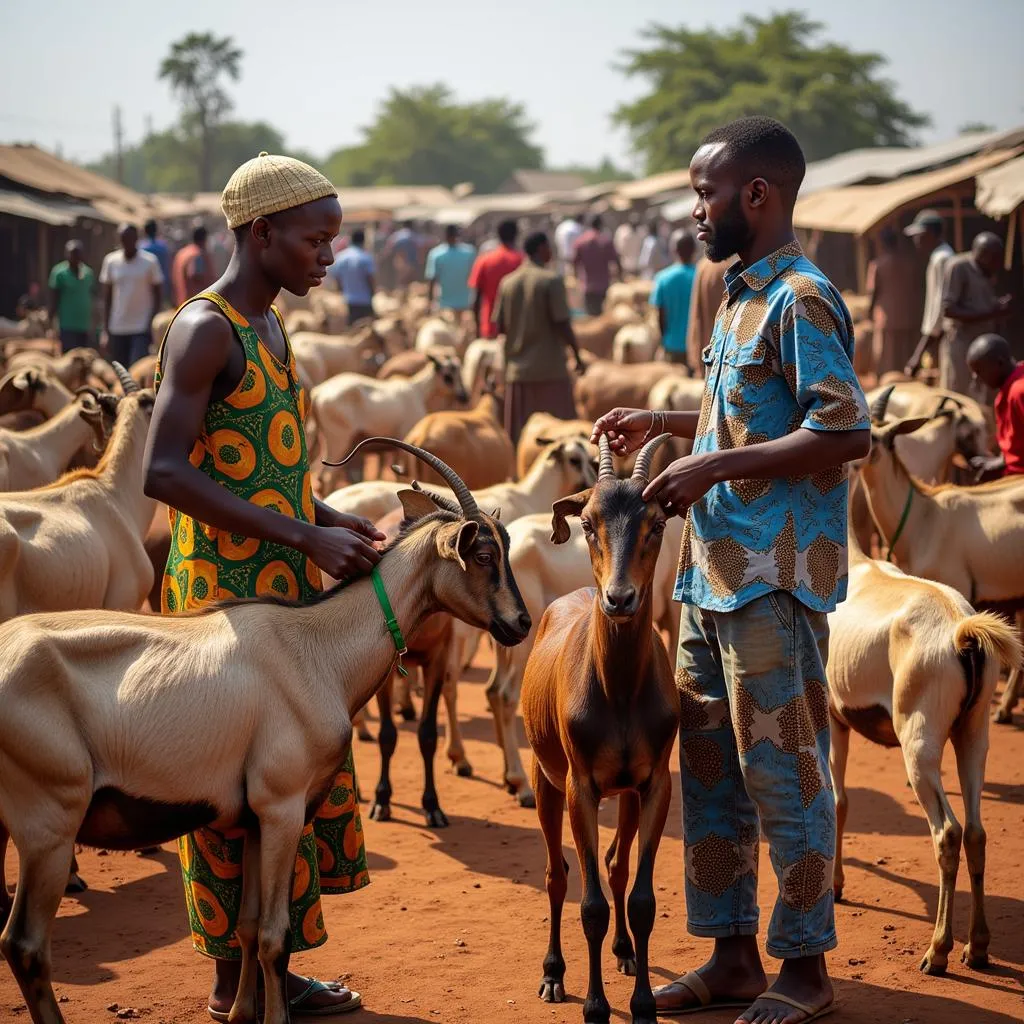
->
xmin=112 ymin=105 xmax=124 ymax=183
xmin=144 ymin=114 xmax=154 ymax=140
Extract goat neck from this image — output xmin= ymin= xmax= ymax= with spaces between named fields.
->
xmin=95 ymin=397 xmax=157 ymax=532
xmin=859 ymin=449 xmax=932 ymax=562
xmin=588 ymin=583 xmax=656 ymax=706
xmin=20 ymin=398 xmax=96 ymax=462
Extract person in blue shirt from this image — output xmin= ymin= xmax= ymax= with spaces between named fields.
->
xmin=651 ymin=233 xmax=697 ymax=367
xmin=594 ymin=116 xmax=870 ymax=1024
xmin=328 ymin=229 xmax=377 ymax=324
xmin=141 ymin=219 xmax=172 ymax=306
xmin=425 ymin=225 xmax=476 ymax=314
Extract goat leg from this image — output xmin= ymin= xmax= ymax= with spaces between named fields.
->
xmin=567 ymin=776 xmax=611 ymax=1024
xmin=64 ymin=853 xmax=87 ymax=895
xmin=419 ymin=651 xmax=449 ymax=828
xmin=828 ymin=713 xmax=852 ymax=902
xmin=443 ymin=663 xmax=472 ymax=777
xmin=534 ymin=759 xmax=568 ymax=1004
xmin=994 ymin=667 xmax=1021 ymax=723
xmin=952 ymin=717 xmax=991 ymax=969
xmin=627 ymin=771 xmax=671 ymax=1024
xmin=394 ymin=670 xmax=416 ymax=722
xmin=227 ymin=828 xmax=262 ymax=1023
xmin=0 ymin=835 xmax=77 ymax=1024
xmin=0 ymin=820 xmax=10 ymax=928
xmin=369 ymin=679 xmax=398 ymax=822
xmin=254 ymin=805 xmax=305 ymax=1024
xmin=605 ymin=792 xmax=639 ymax=976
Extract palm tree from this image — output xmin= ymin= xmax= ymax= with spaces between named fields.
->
xmin=159 ymin=33 xmax=243 ymax=191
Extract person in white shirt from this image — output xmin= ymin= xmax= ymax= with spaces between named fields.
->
xmin=100 ymin=223 xmax=164 ymax=367
xmin=903 ymin=209 xmax=955 ymax=377
xmin=638 ymin=219 xmax=670 ymax=280
xmin=614 ymin=215 xmax=643 ymax=277
xmin=554 ymin=213 xmax=583 ymax=276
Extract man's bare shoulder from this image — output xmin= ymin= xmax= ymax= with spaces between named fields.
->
xmin=163 ymin=300 xmax=234 ymax=359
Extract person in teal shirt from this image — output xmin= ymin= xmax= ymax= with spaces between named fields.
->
xmin=48 ymin=239 xmax=96 ymax=352
xmin=426 ymin=225 xmax=476 ymax=312
xmin=651 ymin=232 xmax=697 ymax=366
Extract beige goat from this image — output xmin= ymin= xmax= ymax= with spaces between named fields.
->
xmin=827 ymin=528 xmax=1022 ymax=974
xmin=0 ymin=368 xmax=74 ymax=420
xmin=516 ymin=412 xmax=595 ymax=479
xmin=573 ymin=305 xmax=642 ymax=361
xmin=460 ymin=337 xmax=503 ymax=405
xmin=308 ymin=353 xmax=467 ymax=489
xmin=393 ymin=390 xmax=515 ymax=489
xmin=859 ymin=389 xmax=1024 ymax=724
xmin=4 ymin=348 xmax=106 ymax=392
xmin=0 ymin=391 xmax=109 ymax=493
xmin=612 ymin=320 xmax=660 ymax=364
xmin=0 ymin=384 xmax=155 ymax=623
xmin=0 ymin=444 xmax=530 ymax=1024
xmin=289 ymin=327 xmax=386 ymax=389
xmin=574 ymin=358 xmax=677 ymax=421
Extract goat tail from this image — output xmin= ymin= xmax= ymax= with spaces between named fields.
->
xmin=953 ymin=612 xmax=1024 ymax=715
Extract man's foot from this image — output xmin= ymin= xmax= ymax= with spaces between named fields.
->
xmin=653 ymin=936 xmax=766 ymax=1014
xmin=209 ymin=961 xmax=359 ymax=1016
xmin=737 ymin=955 xmax=833 ymax=1024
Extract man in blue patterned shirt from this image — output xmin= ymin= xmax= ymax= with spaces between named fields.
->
xmin=594 ymin=117 xmax=869 ymax=1024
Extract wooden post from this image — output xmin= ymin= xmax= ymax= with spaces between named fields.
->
xmin=1006 ymin=209 xmax=1017 ymax=271
xmin=953 ymin=192 xmax=964 ymax=252
xmin=855 ymin=234 xmax=868 ymax=294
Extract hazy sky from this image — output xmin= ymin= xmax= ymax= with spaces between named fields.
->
xmin=4 ymin=0 xmax=1023 ymax=175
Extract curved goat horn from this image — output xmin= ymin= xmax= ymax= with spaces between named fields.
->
xmin=869 ymin=384 xmax=895 ymax=425
xmin=411 ymin=479 xmax=463 ymax=516
xmin=632 ymin=433 xmax=673 ymax=486
xmin=326 ymin=437 xmax=480 ymax=519
xmin=597 ymin=433 xmax=616 ymax=481
xmin=110 ymin=361 xmax=139 ymax=395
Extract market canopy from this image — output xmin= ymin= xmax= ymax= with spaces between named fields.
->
xmin=975 ymin=155 xmax=1024 ymax=218
xmin=792 ymin=149 xmax=1020 ymax=236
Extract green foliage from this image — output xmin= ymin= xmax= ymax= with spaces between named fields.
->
xmin=323 ymin=84 xmax=543 ymax=192
xmin=87 ymin=120 xmax=287 ymax=194
xmin=958 ymin=121 xmax=996 ymax=135
xmin=613 ymin=11 xmax=930 ymax=173
xmin=548 ymin=157 xmax=635 ymax=184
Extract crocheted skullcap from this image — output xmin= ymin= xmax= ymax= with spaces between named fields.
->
xmin=221 ymin=152 xmax=337 ymax=229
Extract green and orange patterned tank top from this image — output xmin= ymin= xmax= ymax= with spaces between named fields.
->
xmin=155 ymin=290 xmax=322 ymax=612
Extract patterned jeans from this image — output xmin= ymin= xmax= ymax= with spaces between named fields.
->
xmin=675 ymin=590 xmax=837 ymax=959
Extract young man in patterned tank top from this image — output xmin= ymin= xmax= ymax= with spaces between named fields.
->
xmin=144 ymin=154 xmax=384 ymax=1020
xmin=594 ymin=118 xmax=870 ymax=1024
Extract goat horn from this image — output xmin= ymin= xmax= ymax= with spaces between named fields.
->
xmin=410 ymin=479 xmax=463 ymax=516
xmin=326 ymin=437 xmax=480 ymax=519
xmin=632 ymin=433 xmax=673 ymax=486
xmin=869 ymin=385 xmax=895 ymax=425
xmin=597 ymin=433 xmax=616 ymax=481
xmin=110 ymin=361 xmax=139 ymax=394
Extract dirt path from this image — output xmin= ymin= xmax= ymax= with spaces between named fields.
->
xmin=3 ymin=654 xmax=1022 ymax=1023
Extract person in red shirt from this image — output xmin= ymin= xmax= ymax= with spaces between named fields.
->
xmin=573 ymin=214 xmax=621 ymax=315
xmin=469 ymin=219 xmax=523 ymax=338
xmin=966 ymin=333 xmax=1024 ymax=479
xmin=171 ymin=224 xmax=216 ymax=307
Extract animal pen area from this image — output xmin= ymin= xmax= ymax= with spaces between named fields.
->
xmin=3 ymin=114 xmax=1024 ymax=1024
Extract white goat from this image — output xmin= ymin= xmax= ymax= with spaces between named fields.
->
xmin=859 ymin=387 xmax=1024 ymax=724
xmin=0 ymin=445 xmax=529 ymax=1024
xmin=0 ymin=385 xmax=155 ymax=623
xmin=827 ymin=529 xmax=1022 ymax=975
xmin=0 ymin=368 xmax=74 ymax=420
xmin=308 ymin=354 xmax=467 ymax=489
xmin=289 ymin=328 xmax=386 ymax=390
xmin=461 ymin=337 xmax=503 ymax=405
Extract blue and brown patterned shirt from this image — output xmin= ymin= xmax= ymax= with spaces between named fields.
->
xmin=675 ymin=241 xmax=869 ymax=614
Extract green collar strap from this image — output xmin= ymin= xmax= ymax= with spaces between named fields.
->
xmin=885 ymin=486 xmax=914 ymax=563
xmin=371 ymin=566 xmax=409 ymax=676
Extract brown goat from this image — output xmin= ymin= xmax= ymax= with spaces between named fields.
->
xmin=521 ymin=433 xmax=679 ymax=1024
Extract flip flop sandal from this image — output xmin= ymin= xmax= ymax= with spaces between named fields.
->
xmin=751 ymin=991 xmax=836 ymax=1023
xmin=208 ymin=978 xmax=362 ymax=1021
xmin=656 ymin=970 xmax=752 ymax=1016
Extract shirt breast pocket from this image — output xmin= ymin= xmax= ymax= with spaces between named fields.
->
xmin=721 ymin=341 xmax=769 ymax=406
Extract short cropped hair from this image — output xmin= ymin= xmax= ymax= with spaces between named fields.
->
xmin=524 ymin=232 xmax=548 ymax=258
xmin=700 ymin=116 xmax=806 ymax=200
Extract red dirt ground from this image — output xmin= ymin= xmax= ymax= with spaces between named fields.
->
xmin=2 ymin=652 xmax=1022 ymax=1024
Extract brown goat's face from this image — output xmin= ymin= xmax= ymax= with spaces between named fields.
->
xmin=398 ymin=491 xmax=531 ymax=646
xmin=552 ymin=479 xmax=666 ymax=621
xmin=429 ymin=356 xmax=468 ymax=405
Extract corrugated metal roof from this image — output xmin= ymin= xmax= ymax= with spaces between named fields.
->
xmin=616 ymin=169 xmax=692 ymax=201
xmin=500 ymin=170 xmax=588 ymax=193
xmin=975 ymin=155 xmax=1024 ymax=218
xmin=0 ymin=188 xmax=99 ymax=226
xmin=793 ymin=149 xmax=1019 ymax=235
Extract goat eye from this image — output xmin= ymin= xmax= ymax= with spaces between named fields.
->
xmin=581 ymin=519 xmax=594 ymax=535
xmin=474 ymin=551 xmax=493 ymax=565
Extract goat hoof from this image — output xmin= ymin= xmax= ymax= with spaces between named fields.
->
xmin=962 ymin=945 xmax=989 ymax=970
xmin=920 ymin=951 xmax=948 ymax=975
xmin=65 ymin=873 xmax=88 ymax=894
xmin=833 ymin=883 xmax=845 ymax=903
xmin=356 ymin=726 xmax=375 ymax=742
xmin=455 ymin=761 xmax=473 ymax=778
xmin=368 ymin=802 xmax=391 ymax=822
xmin=425 ymin=808 xmax=450 ymax=828
xmin=538 ymin=979 xmax=565 ymax=1003
xmin=517 ymin=790 xmax=536 ymax=809
xmin=398 ymin=705 xmax=417 ymax=722
xmin=616 ymin=956 xmax=637 ymax=976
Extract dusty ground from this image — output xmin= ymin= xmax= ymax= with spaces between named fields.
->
xmin=2 ymin=653 xmax=1022 ymax=1024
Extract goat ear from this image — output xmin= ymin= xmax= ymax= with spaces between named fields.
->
xmin=398 ymin=487 xmax=440 ymax=522
xmin=437 ymin=519 xmax=479 ymax=571
xmin=889 ymin=415 xmax=935 ymax=439
xmin=535 ymin=435 xmax=555 ymax=447
xmin=551 ymin=489 xmax=591 ymax=544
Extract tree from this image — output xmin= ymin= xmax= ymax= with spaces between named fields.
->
xmin=323 ymin=85 xmax=543 ymax=193
xmin=614 ymin=11 xmax=930 ymax=173
xmin=958 ymin=121 xmax=996 ymax=135
xmin=159 ymin=32 xmax=244 ymax=190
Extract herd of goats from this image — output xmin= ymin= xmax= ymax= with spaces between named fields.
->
xmin=0 ymin=277 xmax=1021 ymax=1023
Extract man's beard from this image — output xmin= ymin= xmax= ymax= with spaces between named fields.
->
xmin=703 ymin=192 xmax=753 ymax=263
